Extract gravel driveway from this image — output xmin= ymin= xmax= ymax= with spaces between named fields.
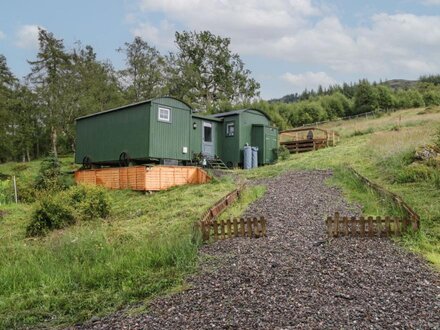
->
xmin=77 ymin=170 xmax=440 ymax=329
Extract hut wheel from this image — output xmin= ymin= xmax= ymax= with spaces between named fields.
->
xmin=82 ymin=156 xmax=92 ymax=169
xmin=119 ymin=152 xmax=130 ymax=167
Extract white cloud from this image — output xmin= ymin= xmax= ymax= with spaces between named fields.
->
xmin=130 ymin=19 xmax=176 ymax=49
xmin=0 ymin=30 xmax=5 ymax=40
xmin=282 ymin=71 xmax=337 ymax=90
xmin=422 ymin=0 xmax=440 ymax=5
xmin=132 ymin=1 xmax=440 ymax=90
xmin=15 ymin=25 xmax=42 ymax=49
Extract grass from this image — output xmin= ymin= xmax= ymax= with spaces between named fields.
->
xmin=239 ymin=106 xmax=440 ymax=270
xmin=0 ymin=165 xmax=242 ymax=329
xmin=1 ymin=106 xmax=440 ymax=328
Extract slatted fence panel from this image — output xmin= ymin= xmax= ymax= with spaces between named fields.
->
xmin=326 ymin=212 xmax=418 ymax=238
xmin=200 ymin=217 xmax=267 ymax=241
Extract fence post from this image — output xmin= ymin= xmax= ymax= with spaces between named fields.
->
xmin=13 ymin=175 xmax=18 ymax=204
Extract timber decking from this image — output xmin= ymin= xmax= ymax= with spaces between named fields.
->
xmin=74 ymin=165 xmax=210 ymax=191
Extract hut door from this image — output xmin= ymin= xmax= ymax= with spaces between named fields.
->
xmin=202 ymin=122 xmax=215 ymax=158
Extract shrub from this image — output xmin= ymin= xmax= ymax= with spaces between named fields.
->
xmin=34 ymin=154 xmax=64 ymax=191
xmin=26 ymin=185 xmax=111 ymax=237
xmin=67 ymin=185 xmax=111 ymax=220
xmin=26 ymin=196 xmax=75 ymax=236
xmin=275 ymin=145 xmax=290 ymax=161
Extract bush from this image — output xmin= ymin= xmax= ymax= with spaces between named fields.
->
xmin=275 ymin=145 xmax=290 ymax=161
xmin=67 ymin=185 xmax=111 ymax=220
xmin=26 ymin=185 xmax=111 ymax=237
xmin=26 ymin=196 xmax=75 ymax=236
xmin=34 ymin=155 xmax=64 ymax=191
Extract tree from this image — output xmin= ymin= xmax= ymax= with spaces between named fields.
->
xmin=118 ymin=37 xmax=166 ymax=102
xmin=27 ymin=28 xmax=71 ymax=157
xmin=0 ymin=55 xmax=18 ymax=161
xmin=167 ymin=31 xmax=260 ymax=112
xmin=376 ymin=85 xmax=395 ymax=110
xmin=353 ymin=80 xmax=379 ymax=114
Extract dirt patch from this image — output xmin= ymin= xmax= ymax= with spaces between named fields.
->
xmin=74 ymin=170 xmax=440 ymax=329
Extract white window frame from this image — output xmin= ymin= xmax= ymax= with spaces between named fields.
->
xmin=226 ymin=122 xmax=235 ymax=137
xmin=158 ymin=107 xmax=171 ymax=123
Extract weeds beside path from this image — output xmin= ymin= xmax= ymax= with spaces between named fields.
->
xmin=75 ymin=171 xmax=440 ymax=329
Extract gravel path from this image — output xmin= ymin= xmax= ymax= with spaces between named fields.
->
xmin=76 ymin=170 xmax=440 ymax=329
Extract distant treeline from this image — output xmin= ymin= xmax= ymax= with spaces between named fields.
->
xmin=249 ymin=76 xmax=440 ymax=130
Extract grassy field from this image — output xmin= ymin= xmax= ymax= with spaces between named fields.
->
xmin=0 ymin=106 xmax=439 ymax=328
xmin=0 ymin=159 xmax=270 ymax=329
xmin=242 ymin=106 xmax=440 ymax=268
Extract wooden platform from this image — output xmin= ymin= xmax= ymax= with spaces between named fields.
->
xmin=74 ymin=166 xmax=211 ymax=191
xmin=279 ymin=127 xmax=339 ymax=154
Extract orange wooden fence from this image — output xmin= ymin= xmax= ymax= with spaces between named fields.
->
xmin=75 ymin=165 xmax=210 ymax=191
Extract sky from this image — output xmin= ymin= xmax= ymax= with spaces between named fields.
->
xmin=1 ymin=0 xmax=440 ymax=99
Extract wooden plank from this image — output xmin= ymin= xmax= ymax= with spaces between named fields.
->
xmin=220 ymin=220 xmax=225 ymax=239
xmin=334 ymin=212 xmax=340 ymax=237
xmin=247 ymin=218 xmax=252 ymax=238
xmin=343 ymin=216 xmax=348 ymax=236
xmin=213 ymin=221 xmax=218 ymax=241
xmin=368 ymin=216 xmax=374 ymax=237
xmin=376 ymin=216 xmax=382 ymax=237
xmin=233 ymin=218 xmax=238 ymax=237
xmin=385 ymin=216 xmax=391 ymax=237
xmin=360 ymin=216 xmax=365 ymax=237
xmin=253 ymin=217 xmax=259 ymax=237
xmin=226 ymin=218 xmax=232 ymax=238
xmin=240 ymin=218 xmax=245 ymax=237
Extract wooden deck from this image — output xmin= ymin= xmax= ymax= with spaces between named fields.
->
xmin=279 ymin=127 xmax=339 ymax=154
xmin=75 ymin=165 xmax=211 ymax=191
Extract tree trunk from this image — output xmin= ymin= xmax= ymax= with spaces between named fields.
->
xmin=51 ymin=126 xmax=58 ymax=157
xmin=26 ymin=147 xmax=31 ymax=162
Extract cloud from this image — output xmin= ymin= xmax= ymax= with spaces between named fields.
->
xmin=422 ymin=0 xmax=440 ymax=5
xmin=130 ymin=19 xmax=176 ymax=49
xmin=282 ymin=71 xmax=337 ymax=90
xmin=132 ymin=1 xmax=440 ymax=90
xmin=15 ymin=24 xmax=42 ymax=49
xmin=0 ymin=30 xmax=5 ymax=40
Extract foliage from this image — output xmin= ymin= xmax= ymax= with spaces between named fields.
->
xmin=117 ymin=37 xmax=166 ymax=102
xmin=26 ymin=195 xmax=75 ymax=236
xmin=168 ymin=31 xmax=260 ymax=112
xmin=0 ymin=178 xmax=236 ymax=328
xmin=0 ymin=180 xmax=12 ymax=205
xmin=275 ymin=145 xmax=290 ymax=161
xmin=34 ymin=154 xmax=64 ymax=191
xmin=26 ymin=184 xmax=111 ymax=236
xmin=67 ymin=185 xmax=111 ymax=220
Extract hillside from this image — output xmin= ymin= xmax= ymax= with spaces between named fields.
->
xmin=0 ymin=106 xmax=439 ymax=328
